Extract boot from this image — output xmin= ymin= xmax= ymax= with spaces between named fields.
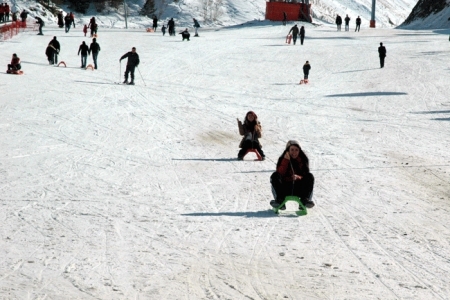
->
xmin=123 ymin=79 xmax=128 ymax=84
xmin=128 ymin=80 xmax=135 ymax=85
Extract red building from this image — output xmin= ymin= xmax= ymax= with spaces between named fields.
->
xmin=265 ymin=1 xmax=312 ymax=22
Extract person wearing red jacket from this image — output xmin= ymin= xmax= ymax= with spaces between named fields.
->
xmin=8 ymin=53 xmax=21 ymax=71
xmin=270 ymin=140 xmax=315 ymax=210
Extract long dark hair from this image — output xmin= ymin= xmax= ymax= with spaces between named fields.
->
xmin=276 ymin=144 xmax=310 ymax=174
xmin=244 ymin=111 xmax=258 ymax=131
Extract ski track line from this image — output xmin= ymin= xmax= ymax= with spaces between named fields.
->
xmin=340 ymin=203 xmax=446 ymax=299
xmin=316 ymin=206 xmax=401 ymax=298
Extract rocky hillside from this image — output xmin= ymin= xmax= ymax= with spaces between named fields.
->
xmin=401 ymin=0 xmax=450 ymax=29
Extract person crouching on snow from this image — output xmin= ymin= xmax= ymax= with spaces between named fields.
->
xmin=237 ymin=111 xmax=265 ymax=160
xmin=179 ymin=28 xmax=190 ymax=41
xmin=8 ymin=53 xmax=21 ymax=71
xmin=270 ymin=140 xmax=315 ymax=210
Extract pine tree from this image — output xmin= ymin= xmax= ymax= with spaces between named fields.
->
xmin=141 ymin=0 xmax=157 ymax=17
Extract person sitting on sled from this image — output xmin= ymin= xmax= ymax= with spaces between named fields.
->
xmin=179 ymin=28 xmax=190 ymax=41
xmin=270 ymin=140 xmax=314 ymax=210
xmin=7 ymin=53 xmax=21 ymax=71
xmin=237 ymin=111 xmax=265 ymax=160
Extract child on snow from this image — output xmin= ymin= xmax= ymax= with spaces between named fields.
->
xmin=237 ymin=111 xmax=265 ymax=160
xmin=162 ymin=24 xmax=166 ymax=36
xmin=270 ymin=140 xmax=315 ymax=210
xmin=83 ymin=24 xmax=88 ymax=36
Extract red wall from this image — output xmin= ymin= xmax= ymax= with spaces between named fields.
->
xmin=265 ymin=2 xmax=312 ymax=22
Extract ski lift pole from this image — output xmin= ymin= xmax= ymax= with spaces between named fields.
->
xmin=370 ymin=0 xmax=376 ymax=28
xmin=124 ymin=0 xmax=128 ymax=29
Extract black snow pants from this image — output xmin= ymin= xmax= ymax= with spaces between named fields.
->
xmin=270 ymin=172 xmax=314 ymax=204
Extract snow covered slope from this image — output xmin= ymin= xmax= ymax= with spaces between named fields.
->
xmin=9 ymin=0 xmax=420 ymax=29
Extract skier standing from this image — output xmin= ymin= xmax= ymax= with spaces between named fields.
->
xmin=355 ymin=16 xmax=361 ymax=32
xmin=378 ymin=42 xmax=387 ymax=68
xmin=89 ymin=38 xmax=101 ymax=69
xmin=288 ymin=24 xmax=299 ymax=45
xmin=237 ymin=111 xmax=265 ymax=160
xmin=299 ymin=25 xmax=305 ymax=45
xmin=78 ymin=41 xmax=89 ymax=68
xmin=119 ymin=47 xmax=140 ymax=85
xmin=270 ymin=140 xmax=315 ymax=210
xmin=344 ymin=14 xmax=350 ymax=31
xmin=193 ymin=18 xmax=200 ymax=37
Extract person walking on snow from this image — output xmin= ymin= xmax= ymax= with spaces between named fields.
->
xmin=70 ymin=12 xmax=75 ymax=28
xmin=303 ymin=61 xmax=311 ymax=80
xmin=161 ymin=24 xmax=166 ymax=36
xmin=89 ymin=38 xmax=101 ymax=69
xmin=193 ymin=18 xmax=200 ymax=37
xmin=299 ymin=25 xmax=305 ymax=45
xmin=378 ymin=42 xmax=387 ymax=68
xmin=48 ymin=36 xmax=60 ymax=64
xmin=119 ymin=47 xmax=140 ymax=85
xmin=270 ymin=140 xmax=315 ymax=210
xmin=355 ymin=16 xmax=361 ymax=32
xmin=335 ymin=14 xmax=342 ymax=31
xmin=78 ymin=41 xmax=89 ymax=68
xmin=237 ymin=111 xmax=265 ymax=160
xmin=57 ymin=11 xmax=64 ymax=28
xmin=83 ymin=24 xmax=88 ymax=36
xmin=288 ymin=24 xmax=299 ymax=45
xmin=168 ymin=18 xmax=175 ymax=36
xmin=344 ymin=14 xmax=350 ymax=31
xmin=64 ymin=13 xmax=72 ymax=33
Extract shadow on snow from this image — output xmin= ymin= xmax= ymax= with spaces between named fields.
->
xmin=326 ymin=92 xmax=407 ymax=97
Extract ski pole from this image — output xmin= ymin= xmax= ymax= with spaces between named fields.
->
xmin=119 ymin=61 xmax=121 ymax=83
xmin=137 ymin=66 xmax=146 ymax=86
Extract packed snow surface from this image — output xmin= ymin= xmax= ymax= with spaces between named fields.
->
xmin=1 ymin=21 xmax=450 ymax=299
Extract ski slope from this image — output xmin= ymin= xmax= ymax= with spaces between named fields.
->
xmin=1 ymin=22 xmax=450 ymax=299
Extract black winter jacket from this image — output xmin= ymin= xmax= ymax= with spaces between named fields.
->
xmin=120 ymin=52 xmax=140 ymax=66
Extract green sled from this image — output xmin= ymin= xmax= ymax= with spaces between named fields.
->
xmin=272 ymin=195 xmax=307 ymax=216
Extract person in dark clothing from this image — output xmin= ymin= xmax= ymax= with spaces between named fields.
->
xmin=168 ymin=18 xmax=175 ymax=36
xmin=270 ymin=140 xmax=315 ymax=210
xmin=355 ymin=16 xmax=361 ymax=32
xmin=303 ymin=61 xmax=311 ymax=80
xmin=70 ymin=12 xmax=75 ymax=28
xmin=45 ymin=44 xmax=56 ymax=64
xmin=48 ymin=37 xmax=60 ymax=64
xmin=299 ymin=25 xmax=305 ymax=45
xmin=8 ymin=53 xmax=21 ymax=71
xmin=237 ymin=111 xmax=265 ymax=161
xmin=282 ymin=11 xmax=287 ymax=26
xmin=89 ymin=38 xmax=101 ymax=69
xmin=378 ymin=42 xmax=387 ymax=68
xmin=64 ymin=14 xmax=72 ymax=33
xmin=91 ymin=23 xmax=98 ymax=37
xmin=344 ymin=14 xmax=350 ymax=31
xmin=161 ymin=24 xmax=166 ymax=36
xmin=193 ymin=18 xmax=200 ymax=37
xmin=78 ymin=41 xmax=89 ymax=68
xmin=179 ymin=28 xmax=190 ymax=41
xmin=35 ymin=16 xmax=45 ymax=35
xmin=288 ymin=24 xmax=299 ymax=45
xmin=152 ymin=16 xmax=158 ymax=31
xmin=20 ymin=10 xmax=28 ymax=23
xmin=119 ymin=47 xmax=140 ymax=85
xmin=57 ymin=11 xmax=64 ymax=28
xmin=336 ymin=14 xmax=342 ymax=31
